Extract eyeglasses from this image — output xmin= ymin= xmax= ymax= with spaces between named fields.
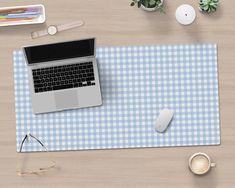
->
xmin=17 ymin=133 xmax=56 ymax=176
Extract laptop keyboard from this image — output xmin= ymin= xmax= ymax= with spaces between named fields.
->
xmin=32 ymin=62 xmax=95 ymax=93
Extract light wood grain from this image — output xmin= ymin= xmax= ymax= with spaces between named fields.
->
xmin=0 ymin=0 xmax=235 ymax=187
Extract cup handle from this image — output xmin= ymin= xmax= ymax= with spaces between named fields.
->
xmin=211 ymin=162 xmax=216 ymax=167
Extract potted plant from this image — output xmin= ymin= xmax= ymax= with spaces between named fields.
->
xmin=199 ymin=0 xmax=219 ymax=13
xmin=130 ymin=0 xmax=164 ymax=12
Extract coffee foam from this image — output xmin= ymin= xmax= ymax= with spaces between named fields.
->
xmin=191 ymin=155 xmax=209 ymax=174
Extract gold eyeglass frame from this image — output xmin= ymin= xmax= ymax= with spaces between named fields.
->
xmin=17 ymin=133 xmax=56 ymax=176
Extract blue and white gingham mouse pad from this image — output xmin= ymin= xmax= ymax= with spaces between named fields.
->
xmin=14 ymin=44 xmax=220 ymax=152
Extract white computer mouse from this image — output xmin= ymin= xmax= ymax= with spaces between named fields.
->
xmin=155 ymin=109 xmax=174 ymax=133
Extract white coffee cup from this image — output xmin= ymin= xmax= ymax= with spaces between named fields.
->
xmin=189 ymin=152 xmax=216 ymax=175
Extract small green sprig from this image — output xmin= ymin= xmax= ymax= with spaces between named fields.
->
xmin=199 ymin=0 xmax=219 ymax=13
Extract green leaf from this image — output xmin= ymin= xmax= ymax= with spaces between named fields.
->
xmin=149 ymin=0 xmax=156 ymax=6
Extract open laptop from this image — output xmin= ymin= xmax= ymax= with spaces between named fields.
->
xmin=23 ymin=38 xmax=102 ymax=114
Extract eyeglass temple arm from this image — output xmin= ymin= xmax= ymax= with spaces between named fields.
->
xmin=29 ymin=134 xmax=45 ymax=147
xmin=19 ymin=135 xmax=28 ymax=152
xmin=19 ymin=134 xmax=46 ymax=152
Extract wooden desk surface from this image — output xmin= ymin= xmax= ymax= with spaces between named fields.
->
xmin=0 ymin=0 xmax=235 ymax=187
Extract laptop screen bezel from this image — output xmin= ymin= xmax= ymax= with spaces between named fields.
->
xmin=22 ymin=38 xmax=96 ymax=66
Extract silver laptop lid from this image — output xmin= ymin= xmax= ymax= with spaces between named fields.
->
xmin=23 ymin=38 xmax=96 ymax=66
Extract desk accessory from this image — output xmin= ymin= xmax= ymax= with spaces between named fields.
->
xmin=0 ymin=4 xmax=45 ymax=27
xmin=14 ymin=44 xmax=220 ymax=152
xmin=31 ymin=21 xmax=84 ymax=39
xmin=175 ymin=4 xmax=196 ymax=25
xmin=155 ymin=109 xmax=174 ymax=133
xmin=189 ymin=153 xmax=216 ymax=175
xmin=17 ymin=133 xmax=56 ymax=176
xmin=130 ymin=0 xmax=164 ymax=12
xmin=22 ymin=38 xmax=102 ymax=114
xmin=199 ymin=0 xmax=219 ymax=13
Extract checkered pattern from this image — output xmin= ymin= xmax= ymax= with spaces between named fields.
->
xmin=13 ymin=44 xmax=220 ymax=152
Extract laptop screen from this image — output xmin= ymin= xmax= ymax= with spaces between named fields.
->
xmin=24 ymin=38 xmax=95 ymax=65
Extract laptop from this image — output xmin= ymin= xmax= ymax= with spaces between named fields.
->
xmin=23 ymin=38 xmax=102 ymax=114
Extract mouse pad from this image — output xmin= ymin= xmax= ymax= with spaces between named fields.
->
xmin=13 ymin=44 xmax=220 ymax=152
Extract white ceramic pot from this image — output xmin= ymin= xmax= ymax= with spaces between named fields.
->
xmin=140 ymin=0 xmax=164 ymax=12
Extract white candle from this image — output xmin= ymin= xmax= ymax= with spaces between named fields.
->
xmin=175 ymin=4 xmax=196 ymax=25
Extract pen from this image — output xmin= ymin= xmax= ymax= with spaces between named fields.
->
xmin=8 ymin=12 xmax=39 ymax=16
xmin=6 ymin=14 xmax=38 ymax=19
xmin=0 ymin=17 xmax=35 ymax=22
xmin=0 ymin=8 xmax=27 ymax=14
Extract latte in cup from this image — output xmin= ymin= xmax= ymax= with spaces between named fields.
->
xmin=189 ymin=153 xmax=216 ymax=175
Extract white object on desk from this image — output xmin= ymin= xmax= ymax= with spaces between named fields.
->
xmin=175 ymin=4 xmax=196 ymax=25
xmin=189 ymin=152 xmax=216 ymax=175
xmin=31 ymin=21 xmax=84 ymax=39
xmin=155 ymin=109 xmax=174 ymax=133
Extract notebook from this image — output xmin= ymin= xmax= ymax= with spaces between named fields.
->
xmin=14 ymin=43 xmax=220 ymax=152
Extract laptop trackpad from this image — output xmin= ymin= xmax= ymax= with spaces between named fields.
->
xmin=54 ymin=90 xmax=78 ymax=110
